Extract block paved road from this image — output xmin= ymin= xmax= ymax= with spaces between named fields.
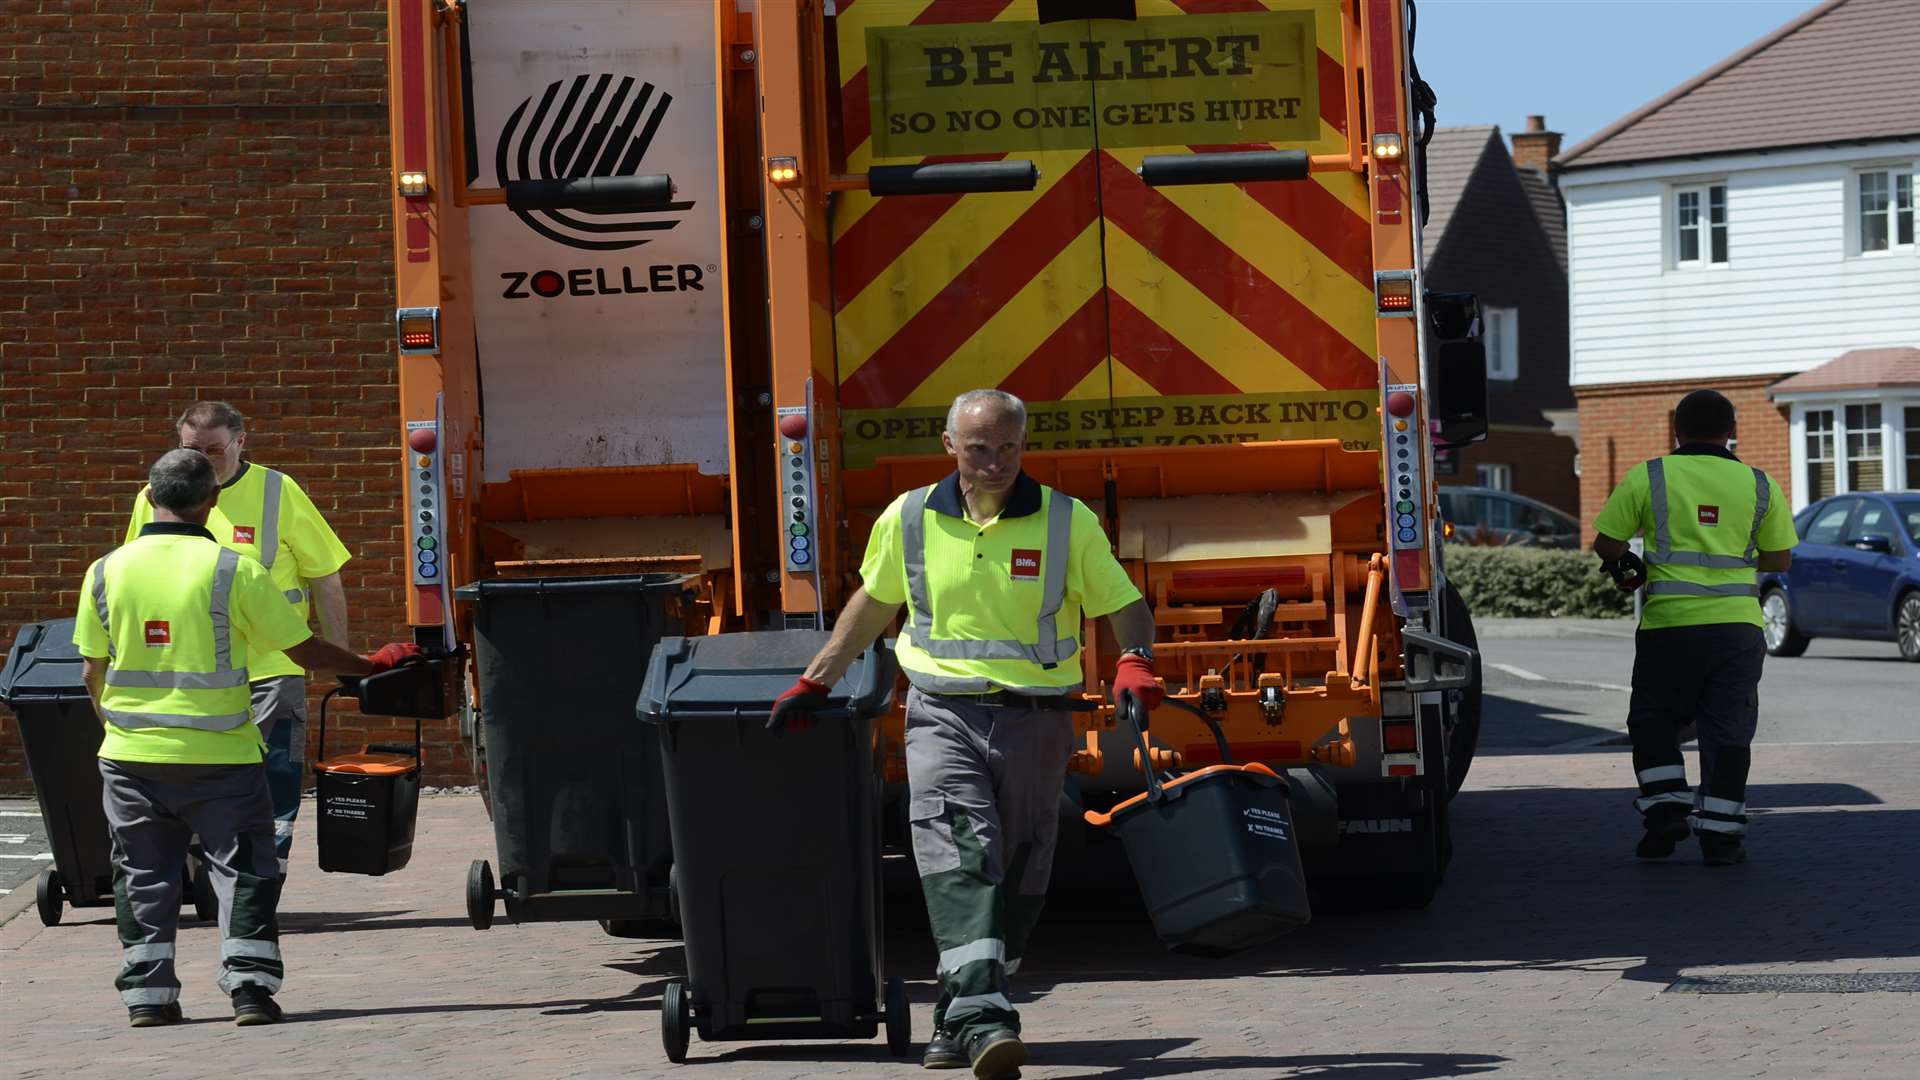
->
xmin=4 ymin=738 xmax=1918 ymax=1079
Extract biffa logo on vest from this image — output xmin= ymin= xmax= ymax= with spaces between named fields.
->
xmin=495 ymin=73 xmax=697 ymax=252
xmin=232 ymin=525 xmax=256 ymax=545
xmin=145 ymin=621 xmax=171 ymax=646
xmin=1699 ymin=505 xmax=1720 ymax=526
xmin=1010 ymin=549 xmax=1042 ymax=580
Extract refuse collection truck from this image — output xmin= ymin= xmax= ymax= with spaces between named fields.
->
xmin=383 ymin=0 xmax=1486 ymax=908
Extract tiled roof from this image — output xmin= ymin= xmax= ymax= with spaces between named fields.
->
xmin=1770 ymin=347 xmax=1920 ymax=395
xmin=1421 ymin=125 xmax=1498 ymax=265
xmin=1515 ymin=167 xmax=1565 ymax=267
xmin=1559 ymin=0 xmax=1920 ymax=170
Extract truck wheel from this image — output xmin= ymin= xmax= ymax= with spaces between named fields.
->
xmin=883 ymin=976 xmax=911 ymax=1056
xmin=1763 ymin=589 xmax=1811 ymax=658
xmin=1440 ymin=582 xmax=1481 ymax=798
xmin=467 ymin=859 xmax=495 ymax=930
xmin=661 ymin=980 xmax=691 ymax=1063
xmin=35 ymin=868 xmax=63 ymax=927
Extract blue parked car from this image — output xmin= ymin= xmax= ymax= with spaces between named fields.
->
xmin=1760 ymin=492 xmax=1920 ymax=661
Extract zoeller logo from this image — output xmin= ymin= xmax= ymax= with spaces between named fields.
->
xmin=496 ymin=73 xmax=695 ymax=251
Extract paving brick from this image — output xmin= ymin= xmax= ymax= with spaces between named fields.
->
xmin=3 ymin=743 xmax=1917 ymax=1077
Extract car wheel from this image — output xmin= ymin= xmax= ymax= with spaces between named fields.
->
xmin=1897 ymin=592 xmax=1920 ymax=663
xmin=1761 ymin=589 xmax=1810 ymax=657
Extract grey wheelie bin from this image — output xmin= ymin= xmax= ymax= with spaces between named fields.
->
xmin=0 ymin=619 xmax=216 ymax=927
xmin=456 ymin=575 xmax=684 ymax=932
xmin=637 ymin=630 xmax=909 ymax=1063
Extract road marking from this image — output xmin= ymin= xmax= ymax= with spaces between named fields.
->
xmin=0 ymin=835 xmax=27 ymax=844
xmin=0 ymin=853 xmax=53 ymax=861
xmin=0 ymin=811 xmax=43 ymax=818
xmin=1486 ymin=661 xmax=1631 ymax=693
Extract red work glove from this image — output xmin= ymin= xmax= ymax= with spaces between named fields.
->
xmin=768 ymin=677 xmax=832 ymax=734
xmin=367 ymin=642 xmax=424 ymax=675
xmin=1112 ymin=652 xmax=1163 ymax=713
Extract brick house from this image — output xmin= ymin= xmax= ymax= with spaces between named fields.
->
xmin=0 ymin=3 xmax=440 ymax=791
xmin=1559 ymin=0 xmax=1920 ymax=540
xmin=1422 ymin=118 xmax=1579 ymax=516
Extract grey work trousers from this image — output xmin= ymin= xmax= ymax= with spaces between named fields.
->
xmin=904 ymin=687 xmax=1075 ymax=1043
xmin=253 ymin=675 xmax=308 ymax=875
xmin=100 ymin=758 xmax=285 ymax=1007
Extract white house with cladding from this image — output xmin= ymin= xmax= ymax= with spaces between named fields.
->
xmin=1558 ymin=0 xmax=1920 ymax=513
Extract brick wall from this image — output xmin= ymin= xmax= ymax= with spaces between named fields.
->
xmin=1573 ymin=375 xmax=1793 ymax=546
xmin=0 ymin=2 xmax=465 ymax=791
xmin=1440 ymin=426 xmax=1581 ymax=517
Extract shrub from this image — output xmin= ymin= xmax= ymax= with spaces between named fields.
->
xmin=1441 ymin=544 xmax=1634 ymax=619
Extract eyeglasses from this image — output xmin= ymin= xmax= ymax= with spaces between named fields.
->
xmin=180 ymin=442 xmax=234 ymax=456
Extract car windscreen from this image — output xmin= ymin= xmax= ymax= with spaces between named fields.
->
xmin=1897 ymin=499 xmax=1920 ymax=546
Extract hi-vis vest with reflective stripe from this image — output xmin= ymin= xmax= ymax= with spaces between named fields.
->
xmin=90 ymin=539 xmax=253 ymax=733
xmin=1643 ymin=457 xmax=1770 ymax=599
xmin=897 ymin=483 xmax=1077 ymax=696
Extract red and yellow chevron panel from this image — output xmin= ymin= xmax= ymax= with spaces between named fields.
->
xmin=832 ymin=0 xmax=1378 ymax=469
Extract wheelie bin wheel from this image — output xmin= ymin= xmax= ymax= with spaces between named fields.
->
xmin=35 ymin=867 xmax=63 ymax=927
xmin=467 ymin=859 xmax=495 ymax=931
xmin=883 ymin=976 xmax=911 ymax=1056
xmin=187 ymin=856 xmax=219 ymax=922
xmin=661 ymin=979 xmax=691 ymax=1063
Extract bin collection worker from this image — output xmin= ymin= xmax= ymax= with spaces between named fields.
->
xmin=773 ymin=390 xmax=1160 ymax=1080
xmin=77 ymin=450 xmax=419 ymax=1028
xmin=127 ymin=401 xmax=353 ymax=880
xmin=1592 ymin=389 xmax=1795 ymax=867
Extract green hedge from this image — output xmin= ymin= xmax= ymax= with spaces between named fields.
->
xmin=1442 ymin=544 xmax=1634 ymax=619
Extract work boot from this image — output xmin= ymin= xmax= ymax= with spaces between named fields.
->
xmin=923 ymin=1025 xmax=968 ymax=1070
xmin=967 ymin=1027 xmax=1028 ymax=1080
xmin=1635 ymin=812 xmax=1691 ymax=859
xmin=127 ymin=1002 xmax=183 ymax=1028
xmin=231 ymin=986 xmax=285 ymax=1026
xmin=1699 ymin=833 xmax=1748 ymax=866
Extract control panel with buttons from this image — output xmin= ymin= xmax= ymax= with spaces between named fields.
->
xmin=1384 ymin=387 xmax=1424 ymax=553
xmin=776 ymin=406 xmax=817 ymax=574
xmin=405 ymin=420 xmax=444 ymax=586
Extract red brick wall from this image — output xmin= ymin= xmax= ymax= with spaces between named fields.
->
xmin=0 ymin=2 xmax=465 ymax=791
xmin=1439 ymin=426 xmax=1582 ymax=518
xmin=1573 ymin=375 xmax=1793 ymax=546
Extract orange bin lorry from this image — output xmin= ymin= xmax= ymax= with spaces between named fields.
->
xmin=384 ymin=0 xmax=1486 ymax=911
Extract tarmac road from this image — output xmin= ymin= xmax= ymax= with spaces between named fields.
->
xmin=1473 ymin=617 xmax=1918 ymax=752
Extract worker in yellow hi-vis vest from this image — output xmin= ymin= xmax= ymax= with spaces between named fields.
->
xmin=79 ymin=450 xmax=419 ymax=1028
xmin=771 ymin=390 xmax=1159 ymax=1080
xmin=1592 ymin=390 xmax=1797 ymax=867
xmin=127 ymin=401 xmax=353 ymax=880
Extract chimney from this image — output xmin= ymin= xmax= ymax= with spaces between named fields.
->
xmin=1510 ymin=114 xmax=1562 ymax=176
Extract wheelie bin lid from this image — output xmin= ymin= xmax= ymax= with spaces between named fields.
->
xmin=454 ymin=572 xmax=695 ymax=602
xmin=0 ymin=619 xmax=87 ymax=706
xmin=637 ymin=631 xmax=898 ymax=723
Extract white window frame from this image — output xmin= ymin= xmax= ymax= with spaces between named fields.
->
xmin=1476 ymin=463 xmax=1512 ymax=491
xmin=1785 ymin=394 xmax=1918 ymax=511
xmin=1851 ymin=166 xmax=1916 ymax=257
xmin=1482 ymin=306 xmax=1519 ymax=381
xmin=1672 ymin=182 xmax=1729 ymax=268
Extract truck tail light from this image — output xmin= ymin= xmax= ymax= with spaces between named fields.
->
xmin=396 ymin=307 xmax=440 ymax=355
xmin=1374 ymin=270 xmax=1415 ymax=316
xmin=1382 ymin=718 xmax=1418 ymax=753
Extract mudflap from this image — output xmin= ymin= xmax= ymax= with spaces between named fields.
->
xmin=1304 ymin=703 xmax=1453 ymax=911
